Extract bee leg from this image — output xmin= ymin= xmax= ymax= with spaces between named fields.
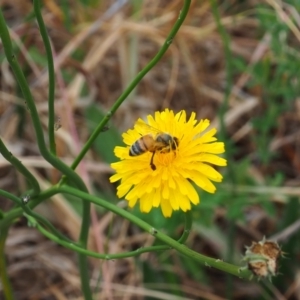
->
xmin=150 ymin=152 xmax=156 ymax=170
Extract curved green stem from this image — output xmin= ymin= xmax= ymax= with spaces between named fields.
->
xmin=0 ymin=189 xmax=91 ymax=299
xmin=0 ymin=7 xmax=91 ymax=299
xmin=33 ymin=0 xmax=56 ymax=155
xmin=35 ymin=221 xmax=170 ymax=259
xmin=0 ymin=188 xmax=192 ymax=259
xmin=178 ymin=210 xmax=193 ymax=244
xmin=0 ymin=138 xmax=40 ymax=196
xmin=0 ymin=5 xmax=85 ymax=189
xmin=0 ymin=188 xmax=56 ymax=228
xmin=0 ymin=186 xmax=251 ymax=278
xmin=20 ymin=202 xmax=74 ymax=243
xmin=68 ymin=0 xmax=192 ymax=171
xmin=31 ymin=206 xmax=192 ymax=258
xmin=58 ymin=185 xmax=250 ymax=278
xmin=77 ymin=206 xmax=91 ymax=299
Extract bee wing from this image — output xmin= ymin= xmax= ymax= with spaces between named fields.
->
xmin=135 ymin=119 xmax=163 ymax=135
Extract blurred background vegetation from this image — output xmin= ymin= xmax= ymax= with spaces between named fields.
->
xmin=0 ymin=0 xmax=300 ymax=299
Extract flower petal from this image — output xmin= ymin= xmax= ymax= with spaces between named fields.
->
xmin=152 ymin=188 xmax=161 ymax=207
xmin=198 ymin=142 xmax=225 ymax=154
xmin=140 ymin=193 xmax=153 ymax=213
xmin=169 ymin=189 xmax=180 ymax=210
xmin=182 ymin=179 xmax=199 ymax=205
xmin=128 ymin=196 xmax=138 ymax=207
xmin=183 ymin=153 xmax=227 ymax=166
xmin=161 ymin=198 xmax=172 ymax=217
xmin=187 ymin=170 xmax=217 ymax=193
xmin=117 ymin=183 xmax=132 ymax=198
xmin=178 ymin=195 xmax=191 ymax=212
xmin=162 ymin=182 xmax=170 ymax=199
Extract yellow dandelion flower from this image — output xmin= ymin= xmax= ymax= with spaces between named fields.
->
xmin=110 ymin=109 xmax=227 ymax=218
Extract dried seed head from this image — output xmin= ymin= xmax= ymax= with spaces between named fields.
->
xmin=243 ymin=238 xmax=282 ymax=280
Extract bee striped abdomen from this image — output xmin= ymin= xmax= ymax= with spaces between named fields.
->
xmin=129 ymin=134 xmax=152 ymax=156
xmin=129 ymin=140 xmax=144 ymax=156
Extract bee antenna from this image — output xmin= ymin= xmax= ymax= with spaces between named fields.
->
xmin=150 ymin=152 xmax=156 ymax=170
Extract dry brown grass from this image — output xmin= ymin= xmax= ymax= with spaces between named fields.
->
xmin=1 ymin=0 xmax=300 ymax=299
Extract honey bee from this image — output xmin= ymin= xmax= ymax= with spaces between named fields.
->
xmin=129 ymin=120 xmax=179 ymax=171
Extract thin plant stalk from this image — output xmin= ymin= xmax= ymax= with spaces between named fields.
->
xmin=33 ymin=0 xmax=56 ymax=155
xmin=68 ymin=0 xmax=192 ymax=172
xmin=0 ymin=6 xmax=92 ymax=299
xmin=0 ymin=186 xmax=251 ymax=279
xmin=0 ymin=138 xmax=40 ymax=197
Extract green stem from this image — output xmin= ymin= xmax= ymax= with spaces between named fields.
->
xmin=60 ymin=186 xmax=250 ymax=278
xmin=57 ymin=0 xmax=190 ymax=291
xmin=0 ymin=6 xmax=86 ymax=191
xmin=0 ymin=190 xmax=91 ymax=299
xmin=24 ymin=210 xmax=73 ymax=243
xmin=68 ymin=0 xmax=192 ymax=171
xmin=35 ymin=205 xmax=191 ymax=258
xmin=0 ymin=188 xmax=56 ymax=229
xmin=0 ymin=188 xmax=192 ymax=260
xmin=19 ymin=201 xmax=74 ymax=243
xmin=0 ymin=7 xmax=92 ymax=299
xmin=0 ymin=225 xmax=15 ymax=300
xmin=0 ymin=138 xmax=40 ymax=196
xmin=178 ymin=210 xmax=193 ymax=244
xmin=33 ymin=0 xmax=56 ymax=155
xmin=0 ymin=186 xmax=251 ymax=278
xmin=54 ymin=186 xmax=250 ymax=278
xmin=35 ymin=221 xmax=169 ymax=258
xmin=77 ymin=203 xmax=91 ymax=299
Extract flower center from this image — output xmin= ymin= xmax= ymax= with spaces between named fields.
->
xmin=156 ymin=150 xmax=178 ymax=167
